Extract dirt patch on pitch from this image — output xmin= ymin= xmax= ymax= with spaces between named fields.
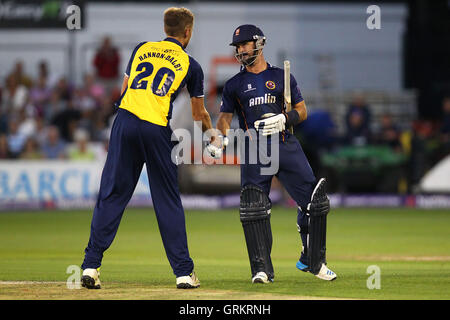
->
xmin=0 ymin=281 xmax=344 ymax=300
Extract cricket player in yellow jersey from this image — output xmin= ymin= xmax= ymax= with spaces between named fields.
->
xmin=81 ymin=7 xmax=215 ymax=289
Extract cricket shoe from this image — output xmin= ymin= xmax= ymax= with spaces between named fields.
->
xmin=315 ymin=263 xmax=337 ymax=281
xmin=252 ymin=271 xmax=272 ymax=284
xmin=296 ymin=260 xmax=309 ymax=272
xmin=81 ymin=268 xmax=101 ymax=289
xmin=176 ymin=271 xmax=200 ymax=289
xmin=296 ymin=261 xmax=337 ymax=281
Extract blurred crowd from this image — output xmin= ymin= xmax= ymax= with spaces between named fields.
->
xmin=340 ymin=93 xmax=450 ymax=162
xmin=0 ymin=37 xmax=122 ymax=161
xmin=296 ymin=92 xmax=450 ymax=192
xmin=298 ymin=92 xmax=450 ymax=155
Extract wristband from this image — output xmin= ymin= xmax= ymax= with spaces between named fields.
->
xmin=286 ymin=110 xmax=300 ymax=127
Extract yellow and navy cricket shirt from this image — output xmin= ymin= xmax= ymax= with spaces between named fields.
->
xmin=118 ymin=37 xmax=204 ymax=126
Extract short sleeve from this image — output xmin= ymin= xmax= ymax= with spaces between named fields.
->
xmin=290 ymin=74 xmax=304 ymax=105
xmin=219 ymin=81 xmax=237 ymax=114
xmin=125 ymin=42 xmax=146 ymax=77
xmin=186 ymin=56 xmax=204 ymax=98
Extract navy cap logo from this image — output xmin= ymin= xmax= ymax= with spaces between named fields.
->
xmin=235 ymin=28 xmax=240 ymax=36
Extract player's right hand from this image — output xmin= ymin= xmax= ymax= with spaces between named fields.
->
xmin=254 ymin=113 xmax=286 ymax=136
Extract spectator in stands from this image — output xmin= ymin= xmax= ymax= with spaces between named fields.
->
xmin=10 ymin=61 xmax=32 ymax=88
xmin=93 ymin=36 xmax=120 ymax=90
xmin=2 ymin=73 xmax=28 ymax=114
xmin=84 ymin=73 xmax=105 ymax=104
xmin=54 ymin=77 xmax=73 ymax=102
xmin=20 ymin=137 xmax=42 ymax=160
xmin=51 ymin=98 xmax=81 ymax=142
xmin=343 ymin=109 xmax=371 ymax=146
xmin=344 ymin=92 xmax=372 ymax=141
xmin=375 ymin=113 xmax=402 ymax=152
xmin=74 ymin=87 xmax=96 ymax=113
xmin=73 ymin=87 xmax=96 ymax=136
xmin=6 ymin=117 xmax=27 ymax=158
xmin=38 ymin=60 xmax=49 ymax=80
xmin=17 ymin=107 xmax=37 ymax=140
xmin=34 ymin=116 xmax=48 ymax=148
xmin=0 ymin=134 xmax=12 ymax=159
xmin=41 ymin=125 xmax=66 ymax=159
xmin=29 ymin=74 xmax=51 ymax=117
xmin=68 ymin=128 xmax=95 ymax=161
xmin=45 ymin=90 xmax=67 ymax=123
xmin=37 ymin=60 xmax=58 ymax=88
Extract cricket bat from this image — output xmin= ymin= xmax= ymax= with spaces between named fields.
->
xmin=284 ymin=60 xmax=293 ymax=134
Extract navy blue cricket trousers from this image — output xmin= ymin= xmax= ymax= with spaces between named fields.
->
xmin=240 ymin=133 xmax=317 ymax=265
xmin=240 ymin=133 xmax=317 ymax=209
xmin=81 ymin=109 xmax=194 ymax=277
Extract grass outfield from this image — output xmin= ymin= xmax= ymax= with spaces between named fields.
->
xmin=0 ymin=207 xmax=449 ymax=300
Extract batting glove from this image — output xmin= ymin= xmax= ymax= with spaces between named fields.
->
xmin=254 ymin=114 xmax=286 ymax=136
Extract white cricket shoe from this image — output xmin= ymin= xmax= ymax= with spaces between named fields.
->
xmin=315 ymin=264 xmax=337 ymax=281
xmin=252 ymin=271 xmax=270 ymax=284
xmin=176 ymin=271 xmax=200 ymax=289
xmin=81 ymin=268 xmax=101 ymax=289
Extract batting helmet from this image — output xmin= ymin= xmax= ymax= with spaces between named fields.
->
xmin=230 ymin=24 xmax=266 ymax=66
xmin=230 ymin=24 xmax=265 ymax=46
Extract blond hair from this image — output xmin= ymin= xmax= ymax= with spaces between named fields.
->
xmin=163 ymin=7 xmax=194 ymax=37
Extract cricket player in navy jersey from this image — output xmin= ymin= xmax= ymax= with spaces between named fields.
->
xmin=209 ymin=25 xmax=337 ymax=283
xmin=81 ymin=7 xmax=216 ymax=289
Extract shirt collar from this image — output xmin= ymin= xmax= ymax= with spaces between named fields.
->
xmin=163 ymin=37 xmax=184 ymax=49
xmin=241 ymin=61 xmax=272 ymax=73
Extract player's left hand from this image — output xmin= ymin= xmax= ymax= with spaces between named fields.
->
xmin=205 ymin=135 xmax=229 ymax=159
xmin=254 ymin=114 xmax=286 ymax=136
xmin=205 ymin=143 xmax=223 ymax=159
